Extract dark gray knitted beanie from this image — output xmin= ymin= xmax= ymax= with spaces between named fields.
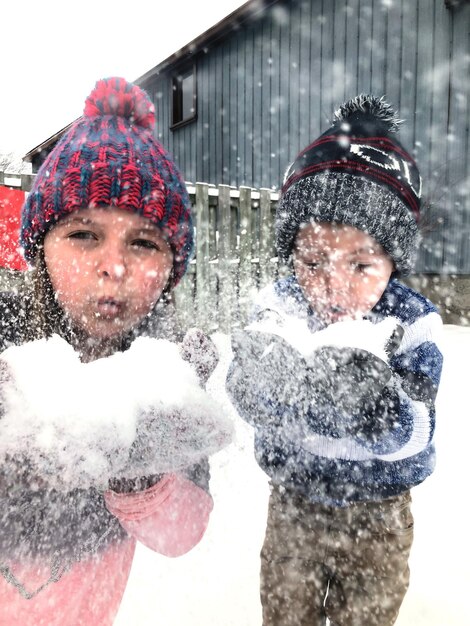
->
xmin=276 ymin=94 xmax=422 ymax=274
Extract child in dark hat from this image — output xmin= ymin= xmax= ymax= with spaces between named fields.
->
xmin=226 ymin=94 xmax=443 ymax=625
xmin=0 ymin=77 xmax=232 ymax=624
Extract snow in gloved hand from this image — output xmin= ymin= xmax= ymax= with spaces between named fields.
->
xmin=0 ymin=334 xmax=233 ymax=491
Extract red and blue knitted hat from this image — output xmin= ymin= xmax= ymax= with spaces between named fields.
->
xmin=21 ymin=77 xmax=193 ymax=286
xmin=276 ymin=94 xmax=422 ymax=274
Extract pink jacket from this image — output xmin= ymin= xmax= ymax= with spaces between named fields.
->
xmin=0 ymin=473 xmax=213 ymax=626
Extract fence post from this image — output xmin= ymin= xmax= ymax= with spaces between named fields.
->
xmin=239 ymin=186 xmax=253 ymax=325
xmin=259 ymin=188 xmax=275 ymax=288
xmin=195 ymin=182 xmax=210 ymax=328
xmin=21 ymin=174 xmax=35 ymax=192
xmin=217 ymin=184 xmax=234 ymax=332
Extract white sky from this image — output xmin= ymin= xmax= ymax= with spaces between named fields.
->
xmin=0 ymin=0 xmax=247 ymax=157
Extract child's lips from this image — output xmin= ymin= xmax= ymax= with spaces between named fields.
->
xmin=95 ymin=297 xmax=124 ymax=318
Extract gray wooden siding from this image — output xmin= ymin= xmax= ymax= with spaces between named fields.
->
xmin=143 ymin=0 xmax=470 ymax=273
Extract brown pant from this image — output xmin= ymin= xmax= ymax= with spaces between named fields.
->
xmin=260 ymin=485 xmax=414 ymax=626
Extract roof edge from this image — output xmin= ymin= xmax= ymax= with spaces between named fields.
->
xmin=136 ymin=0 xmax=279 ymax=86
xmin=23 ymin=0 xmax=280 ymax=161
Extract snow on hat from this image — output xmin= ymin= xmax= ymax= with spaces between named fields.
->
xmin=276 ymin=94 xmax=422 ymax=274
xmin=21 ymin=77 xmax=193 ymax=286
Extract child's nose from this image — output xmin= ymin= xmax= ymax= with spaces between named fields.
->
xmin=324 ymin=263 xmax=347 ymax=292
xmin=96 ymin=244 xmax=127 ymax=280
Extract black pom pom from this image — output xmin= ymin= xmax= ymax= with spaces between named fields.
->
xmin=333 ymin=94 xmax=402 ymax=133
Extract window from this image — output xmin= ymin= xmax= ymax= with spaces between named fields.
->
xmin=171 ymin=64 xmax=197 ymax=128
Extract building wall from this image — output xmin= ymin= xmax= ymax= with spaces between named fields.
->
xmin=142 ymin=0 xmax=470 ymax=274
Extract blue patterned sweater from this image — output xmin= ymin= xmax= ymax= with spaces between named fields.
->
xmin=226 ymin=277 xmax=444 ymax=507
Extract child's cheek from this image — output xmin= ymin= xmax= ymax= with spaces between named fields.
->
xmin=138 ymin=265 xmax=172 ymax=298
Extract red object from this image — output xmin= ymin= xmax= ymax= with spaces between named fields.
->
xmin=0 ymin=186 xmax=28 ymax=270
xmin=84 ymin=76 xmax=156 ymax=129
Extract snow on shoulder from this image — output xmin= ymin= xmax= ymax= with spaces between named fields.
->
xmin=0 ymin=335 xmax=233 ymax=490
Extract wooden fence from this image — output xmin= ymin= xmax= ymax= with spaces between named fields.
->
xmin=175 ymin=183 xmax=281 ymax=332
xmin=0 ymin=171 xmax=35 ymax=191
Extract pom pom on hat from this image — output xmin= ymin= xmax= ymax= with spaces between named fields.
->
xmin=332 ymin=94 xmax=402 ymax=133
xmin=21 ymin=77 xmax=193 ymax=286
xmin=84 ymin=76 xmax=156 ymax=128
xmin=276 ymin=94 xmax=422 ymax=274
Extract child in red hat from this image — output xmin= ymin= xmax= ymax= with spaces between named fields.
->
xmin=0 ymin=77 xmax=232 ymax=625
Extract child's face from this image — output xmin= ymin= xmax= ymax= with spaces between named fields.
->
xmin=43 ymin=206 xmax=174 ymax=340
xmin=293 ymin=222 xmax=394 ymax=323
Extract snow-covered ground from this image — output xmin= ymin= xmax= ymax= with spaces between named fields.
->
xmin=115 ymin=324 xmax=469 ymax=626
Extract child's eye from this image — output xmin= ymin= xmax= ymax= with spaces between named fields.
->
xmin=353 ymin=262 xmax=372 ymax=273
xmin=67 ymin=230 xmax=98 ymax=241
xmin=131 ymin=239 xmax=160 ymax=251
